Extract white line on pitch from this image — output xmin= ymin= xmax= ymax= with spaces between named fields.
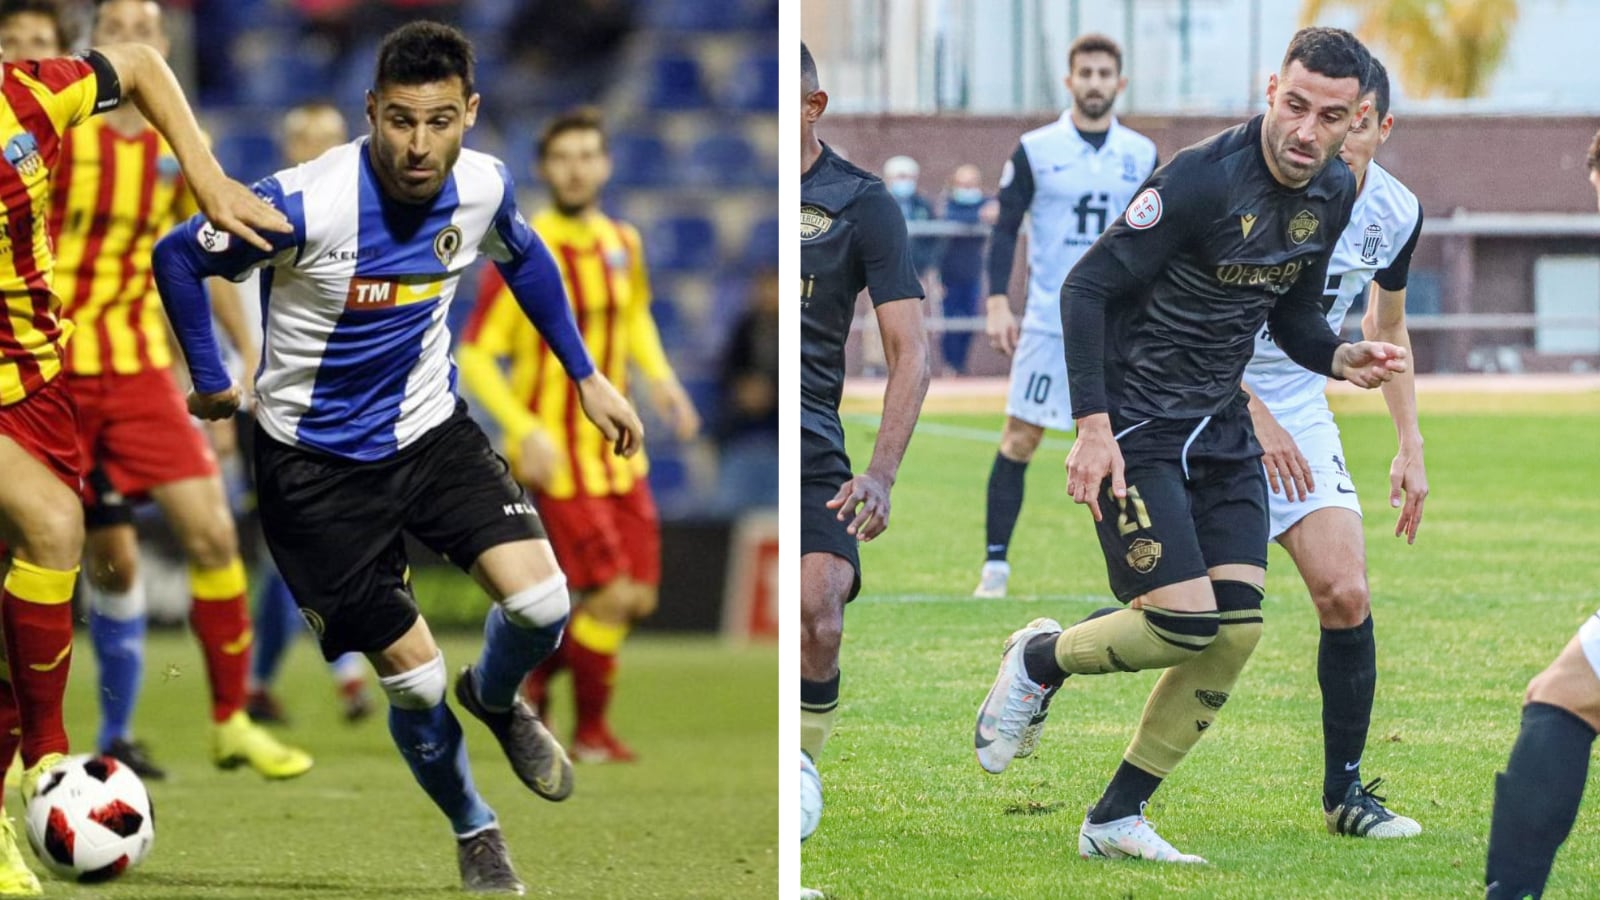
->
xmin=842 ymin=414 xmax=1076 ymax=451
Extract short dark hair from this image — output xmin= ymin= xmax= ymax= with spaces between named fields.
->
xmin=800 ymin=41 xmax=818 ymax=94
xmin=373 ymin=20 xmax=475 ymax=97
xmin=1281 ymin=26 xmax=1371 ymax=88
xmin=1068 ymin=33 xmax=1123 ymax=74
xmin=1588 ymin=128 xmax=1600 ymax=173
xmin=1364 ymin=56 xmax=1391 ymax=120
xmin=537 ymin=107 xmax=607 ymax=161
xmin=0 ymin=0 xmax=75 ymax=49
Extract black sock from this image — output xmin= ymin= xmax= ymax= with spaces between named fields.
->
xmin=984 ymin=453 xmax=1028 ymax=561
xmin=1023 ymin=633 xmax=1066 ymax=685
xmin=1486 ymin=702 xmax=1597 ymax=898
xmin=1319 ymin=615 xmax=1376 ymax=807
xmin=1089 ymin=760 xmax=1164 ymax=824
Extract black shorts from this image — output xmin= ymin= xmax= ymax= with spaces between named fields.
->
xmin=800 ymin=428 xmax=860 ymax=601
xmin=1094 ymin=403 xmax=1268 ymax=603
xmin=254 ymin=402 xmax=546 ymax=660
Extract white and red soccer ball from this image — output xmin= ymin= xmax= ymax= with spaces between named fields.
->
xmin=24 ymin=754 xmax=154 ymax=882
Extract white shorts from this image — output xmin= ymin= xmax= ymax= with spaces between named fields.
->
xmin=1005 ymin=329 xmax=1073 ymax=431
xmin=1578 ymin=611 xmax=1600 ymax=681
xmin=1267 ymin=402 xmax=1363 ymax=542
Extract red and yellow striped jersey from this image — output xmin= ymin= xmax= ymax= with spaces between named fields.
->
xmin=460 ymin=209 xmax=674 ymax=500
xmin=49 ymin=118 xmax=196 ymax=376
xmin=0 ymin=57 xmax=108 ymax=406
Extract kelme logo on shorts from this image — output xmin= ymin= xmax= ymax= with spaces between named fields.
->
xmin=1126 ymin=537 xmax=1162 ymax=574
xmin=300 ymin=608 xmax=325 ymax=638
xmin=800 ymin=205 xmax=833 ymax=241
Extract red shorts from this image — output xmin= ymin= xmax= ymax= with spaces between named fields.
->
xmin=0 ymin=376 xmax=83 ymax=493
xmin=71 ymin=368 xmax=217 ymax=504
xmin=537 ymin=481 xmax=661 ymax=591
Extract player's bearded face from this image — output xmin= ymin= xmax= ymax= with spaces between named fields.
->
xmin=539 ymin=129 xmax=611 ymax=215
xmin=1066 ymin=52 xmax=1123 ymax=120
xmin=1263 ymin=61 xmax=1365 ymax=187
xmin=367 ymin=80 xmax=480 ymax=204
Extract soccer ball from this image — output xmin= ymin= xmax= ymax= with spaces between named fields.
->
xmin=24 ymin=754 xmax=154 ymax=882
xmin=800 ymin=752 xmax=823 ymax=842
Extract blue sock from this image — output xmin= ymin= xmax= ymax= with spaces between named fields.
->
xmin=251 ymin=572 xmax=299 ymax=686
xmin=90 ymin=610 xmax=145 ymax=750
xmin=389 ymin=702 xmax=496 ymax=835
xmin=471 ymin=605 xmax=565 ymax=712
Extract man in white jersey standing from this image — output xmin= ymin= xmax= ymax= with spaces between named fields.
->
xmin=152 ymin=22 xmax=642 ymax=893
xmin=1242 ymin=56 xmax=1425 ymax=838
xmin=975 ymin=33 xmax=1157 ymax=598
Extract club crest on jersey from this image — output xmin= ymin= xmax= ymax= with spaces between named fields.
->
xmin=800 ymin=204 xmax=833 ymax=241
xmin=1126 ymin=537 xmax=1162 ymax=574
xmin=433 ymin=225 xmax=463 ymax=267
xmin=1125 ymin=188 xmax=1162 ymax=230
xmin=1360 ymin=223 xmax=1383 ymax=265
xmin=1122 ymin=155 xmax=1141 ymax=181
xmin=1288 ymin=210 xmax=1319 ymax=245
xmin=3 ymin=133 xmax=42 ymax=179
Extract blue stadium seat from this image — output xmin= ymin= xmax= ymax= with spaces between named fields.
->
xmin=646 ymin=55 xmax=711 ymax=110
xmin=609 ymin=132 xmax=675 ymax=187
xmin=683 ymin=134 xmax=761 ymax=187
xmin=649 ymin=297 xmax=686 ymax=352
xmin=739 ymin=218 xmax=779 ymax=272
xmin=724 ymin=52 xmax=779 ymax=111
xmin=214 ymin=130 xmax=279 ymax=181
xmin=645 ymin=0 xmax=744 ymax=31
xmin=645 ymin=215 xmax=718 ymax=273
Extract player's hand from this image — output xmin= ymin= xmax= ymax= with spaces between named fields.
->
xmin=652 ymin=378 xmax=702 ymax=442
xmin=985 ymin=294 xmax=1019 ymax=356
xmin=1389 ymin=443 xmax=1428 ymax=544
xmin=1334 ymin=341 xmax=1409 ymax=388
xmin=190 ymin=175 xmax=291 ymax=253
xmin=187 ymin=385 xmax=240 ymax=420
xmin=576 ymin=372 xmax=644 ymax=457
xmin=1248 ymin=400 xmax=1313 ymax=501
xmin=514 ymin=429 xmax=559 ymax=492
xmin=826 ymin=470 xmax=892 ymax=541
xmin=1065 ymin=413 xmax=1124 ymax=523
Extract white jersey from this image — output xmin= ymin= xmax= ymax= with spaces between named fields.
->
xmin=176 ymin=140 xmax=549 ymax=461
xmin=1244 ymin=161 xmax=1422 ymax=412
xmin=1002 ymin=113 xmax=1157 ymax=335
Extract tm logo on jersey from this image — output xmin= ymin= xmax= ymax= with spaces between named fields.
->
xmin=345 ymin=277 xmax=443 ymax=310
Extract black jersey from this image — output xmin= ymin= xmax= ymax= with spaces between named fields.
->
xmin=800 ymin=144 xmax=924 ymax=446
xmin=1062 ymin=115 xmax=1357 ymax=423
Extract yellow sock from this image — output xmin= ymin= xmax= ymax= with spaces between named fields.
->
xmin=569 ymin=609 xmax=629 ymax=655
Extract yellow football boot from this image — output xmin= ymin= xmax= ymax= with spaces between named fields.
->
xmin=18 ymin=754 xmax=62 ymax=805
xmin=212 ymin=711 xmax=313 ymax=779
xmin=0 ymin=817 xmax=39 ymax=897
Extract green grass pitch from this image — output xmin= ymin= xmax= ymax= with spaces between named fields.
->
xmin=802 ymin=405 xmax=1600 ymax=899
xmin=25 ymin=627 xmax=775 ymax=898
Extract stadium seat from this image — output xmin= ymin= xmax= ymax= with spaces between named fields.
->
xmin=214 ymin=130 xmax=280 ymax=181
xmin=739 ymin=217 xmax=779 ymax=272
xmin=644 ymin=0 xmax=743 ymax=32
xmin=723 ymin=52 xmax=779 ymax=111
xmin=649 ymin=296 xmax=686 ymax=352
xmin=683 ymin=134 xmax=761 ymax=187
xmin=645 ymin=215 xmax=718 ymax=273
xmin=609 ymin=132 xmax=676 ymax=188
xmin=646 ymin=54 xmax=711 ymax=111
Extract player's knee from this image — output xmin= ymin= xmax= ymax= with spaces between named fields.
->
xmin=501 ymin=573 xmax=569 ymax=630
xmin=1141 ymin=606 xmax=1219 ymax=662
xmin=181 ymin=516 xmax=239 ymax=570
xmin=89 ymin=557 xmax=138 ymax=595
xmin=802 ymin=599 xmax=844 ymax=657
xmin=1312 ymin=576 xmax=1369 ymax=628
xmin=999 ymin=423 xmax=1042 ymax=462
xmin=631 ymin=585 xmax=659 ymax=620
xmin=1212 ymin=580 xmax=1266 ymax=659
xmin=379 ymin=652 xmax=448 ymax=710
xmin=15 ymin=503 xmax=84 ymax=570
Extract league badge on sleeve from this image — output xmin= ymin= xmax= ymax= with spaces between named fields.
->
xmin=196 ymin=221 xmax=231 ymax=253
xmin=1125 ymin=188 xmax=1162 ymax=230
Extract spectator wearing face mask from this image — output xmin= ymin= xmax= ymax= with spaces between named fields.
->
xmin=883 ymin=155 xmax=941 ymax=274
xmin=938 ymin=164 xmax=998 ymax=373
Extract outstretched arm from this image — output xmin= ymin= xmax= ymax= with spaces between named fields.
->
xmin=94 ymin=44 xmax=287 ymax=251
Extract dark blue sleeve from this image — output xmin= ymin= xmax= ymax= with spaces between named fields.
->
xmin=152 ymin=176 xmax=303 ymax=394
xmin=482 ymin=162 xmax=596 ymax=380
